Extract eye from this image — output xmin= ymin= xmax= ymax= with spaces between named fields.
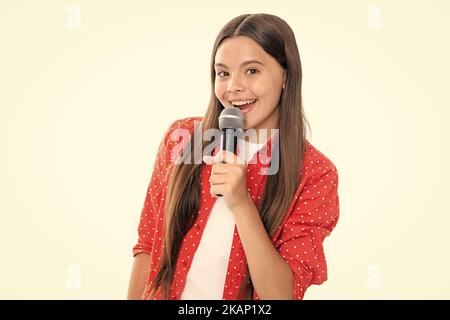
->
xmin=247 ymin=68 xmax=259 ymax=75
xmin=215 ymin=68 xmax=259 ymax=78
xmin=216 ymin=71 xmax=229 ymax=77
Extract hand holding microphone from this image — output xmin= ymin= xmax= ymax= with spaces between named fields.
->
xmin=202 ymin=107 xmax=251 ymax=210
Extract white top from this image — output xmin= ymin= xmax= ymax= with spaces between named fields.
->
xmin=180 ymin=138 xmax=266 ymax=300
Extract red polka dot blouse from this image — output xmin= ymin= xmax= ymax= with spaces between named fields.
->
xmin=133 ymin=117 xmax=340 ymax=300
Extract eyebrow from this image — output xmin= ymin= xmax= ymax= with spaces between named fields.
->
xmin=214 ymin=59 xmax=264 ymax=68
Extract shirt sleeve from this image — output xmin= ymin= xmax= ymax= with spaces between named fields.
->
xmin=132 ymin=119 xmax=182 ymax=257
xmin=273 ymin=164 xmax=340 ymax=299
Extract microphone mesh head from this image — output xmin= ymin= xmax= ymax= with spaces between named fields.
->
xmin=218 ymin=107 xmax=244 ymax=129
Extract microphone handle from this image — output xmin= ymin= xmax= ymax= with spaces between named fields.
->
xmin=216 ymin=128 xmax=239 ymax=197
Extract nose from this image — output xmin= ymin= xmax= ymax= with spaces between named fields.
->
xmin=227 ymin=74 xmax=245 ymax=93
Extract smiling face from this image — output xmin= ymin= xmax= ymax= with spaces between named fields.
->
xmin=214 ymin=36 xmax=286 ymax=135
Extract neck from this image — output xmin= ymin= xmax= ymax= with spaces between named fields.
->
xmin=243 ymin=128 xmax=278 ymax=144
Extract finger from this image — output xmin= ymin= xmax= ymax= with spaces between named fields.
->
xmin=210 ymin=184 xmax=224 ymax=198
xmin=202 ymin=155 xmax=213 ymax=165
xmin=203 ymin=152 xmax=224 ymax=165
xmin=212 ymin=151 xmax=224 ymax=164
xmin=211 ymin=163 xmax=229 ymax=174
xmin=221 ymin=150 xmax=246 ymax=165
xmin=209 ymin=174 xmax=226 ymax=185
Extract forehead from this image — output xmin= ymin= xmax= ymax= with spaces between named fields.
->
xmin=214 ymin=36 xmax=266 ymax=65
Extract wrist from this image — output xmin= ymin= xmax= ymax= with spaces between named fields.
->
xmin=231 ymin=192 xmax=255 ymax=218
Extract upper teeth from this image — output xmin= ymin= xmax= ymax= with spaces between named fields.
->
xmin=232 ymin=99 xmax=256 ymax=106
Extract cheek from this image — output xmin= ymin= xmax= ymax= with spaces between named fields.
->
xmin=261 ymin=78 xmax=282 ymax=101
xmin=251 ymin=75 xmax=278 ymax=96
xmin=214 ymin=81 xmax=226 ymax=100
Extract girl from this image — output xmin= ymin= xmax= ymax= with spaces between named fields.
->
xmin=128 ymin=13 xmax=340 ymax=300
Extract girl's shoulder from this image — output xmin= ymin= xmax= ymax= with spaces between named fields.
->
xmin=161 ymin=116 xmax=203 ymax=145
xmin=166 ymin=116 xmax=203 ymax=134
xmin=302 ymin=139 xmax=339 ymax=178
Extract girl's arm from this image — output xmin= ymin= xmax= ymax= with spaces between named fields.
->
xmin=205 ymin=151 xmax=294 ymax=299
xmin=233 ymin=196 xmax=294 ymax=300
xmin=127 ymin=253 xmax=151 ymax=300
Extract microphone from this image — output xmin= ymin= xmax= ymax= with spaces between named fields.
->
xmin=215 ymin=107 xmax=244 ymax=197
xmin=219 ymin=107 xmax=244 ymax=153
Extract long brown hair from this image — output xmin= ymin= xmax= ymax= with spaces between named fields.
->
xmin=147 ymin=13 xmax=311 ymax=300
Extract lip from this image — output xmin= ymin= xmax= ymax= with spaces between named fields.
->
xmin=229 ymin=98 xmax=258 ymax=103
xmin=234 ymin=99 xmax=257 ymax=114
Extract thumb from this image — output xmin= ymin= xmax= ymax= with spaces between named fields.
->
xmin=202 ymin=155 xmax=214 ymax=165
xmin=221 ymin=150 xmax=246 ymax=165
xmin=203 ymin=152 xmax=223 ymax=165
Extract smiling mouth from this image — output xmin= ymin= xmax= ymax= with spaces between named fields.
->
xmin=231 ymin=99 xmax=258 ymax=114
xmin=230 ymin=98 xmax=257 ymax=107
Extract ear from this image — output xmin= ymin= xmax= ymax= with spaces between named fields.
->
xmin=282 ymin=71 xmax=287 ymax=89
